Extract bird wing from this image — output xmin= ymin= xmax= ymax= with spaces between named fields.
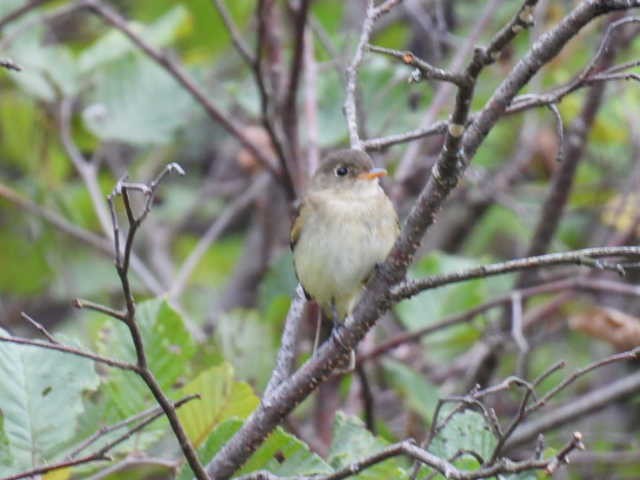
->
xmin=289 ymin=200 xmax=306 ymax=251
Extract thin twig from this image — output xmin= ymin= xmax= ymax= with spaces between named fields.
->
xmin=0 ymin=335 xmax=140 ymax=372
xmin=73 ymin=298 xmax=127 ymax=322
xmin=0 ymin=58 xmax=21 ymax=71
xmin=19 ymin=312 xmax=59 ymax=344
xmin=0 ymin=0 xmax=49 ymax=30
xmin=366 ymin=44 xmax=467 ymax=86
xmin=211 ymin=0 xmax=255 ymax=65
xmin=0 ymin=182 xmax=163 ymax=294
xmin=105 ymin=165 xmax=209 ymax=480
xmin=264 ymin=284 xmax=306 ymax=398
xmin=343 ymin=0 xmax=400 ymax=150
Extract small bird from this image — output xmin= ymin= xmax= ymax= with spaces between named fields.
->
xmin=291 ymin=149 xmax=400 ymax=353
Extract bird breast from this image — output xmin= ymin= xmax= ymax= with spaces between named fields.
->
xmin=293 ymin=184 xmax=398 ymax=318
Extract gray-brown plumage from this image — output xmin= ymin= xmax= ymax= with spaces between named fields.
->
xmin=291 ymin=149 xmax=399 ymax=322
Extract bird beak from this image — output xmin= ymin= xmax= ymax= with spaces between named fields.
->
xmin=358 ymin=167 xmax=388 ymax=181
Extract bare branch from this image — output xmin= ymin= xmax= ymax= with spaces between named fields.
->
xmin=104 ymin=165 xmax=208 ymax=480
xmin=0 ymin=58 xmax=21 ymax=71
xmin=344 ymin=0 xmax=400 ymax=149
xmin=367 ymin=45 xmax=466 ymax=86
xmin=392 ymin=246 xmax=640 ymax=300
xmin=205 ymin=3 xmax=640 ymax=478
xmin=507 ymin=370 xmax=640 ymax=449
xmin=264 ymin=285 xmax=306 ymax=398
xmin=362 ymin=120 xmax=448 ymax=151
xmin=73 ymin=298 xmax=127 ymax=322
xmin=19 ymin=312 xmax=58 ymax=344
xmin=0 ymin=335 xmax=140 ymax=372
xmin=211 ymin=0 xmax=255 ymax=65
xmin=0 ymin=0 xmax=49 ymax=30
xmin=0 ymin=182 xmax=163 ymax=294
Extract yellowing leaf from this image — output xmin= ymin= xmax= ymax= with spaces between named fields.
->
xmin=178 ymin=364 xmax=258 ymax=447
xmin=43 ymin=468 xmax=70 ymax=480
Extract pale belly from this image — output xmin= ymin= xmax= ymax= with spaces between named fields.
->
xmin=293 ymin=194 xmax=398 ymax=320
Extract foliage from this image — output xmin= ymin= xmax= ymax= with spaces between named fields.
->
xmin=1 ymin=0 xmax=640 ymax=479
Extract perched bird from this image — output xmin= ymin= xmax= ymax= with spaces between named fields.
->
xmin=291 ymin=149 xmax=400 ymax=338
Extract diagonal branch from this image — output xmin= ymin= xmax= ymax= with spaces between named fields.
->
xmin=205 ymin=2 xmax=640 ymax=478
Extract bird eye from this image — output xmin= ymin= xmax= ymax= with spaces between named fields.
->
xmin=335 ymin=166 xmax=348 ymax=177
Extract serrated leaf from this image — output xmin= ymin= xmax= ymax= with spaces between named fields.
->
xmin=382 ymin=359 xmax=439 ymax=423
xmin=328 ymin=413 xmax=409 ymax=480
xmin=177 ymin=419 xmax=332 ymax=480
xmin=78 ymin=6 xmax=190 ymax=72
xmin=429 ymin=410 xmax=497 ymax=463
xmin=98 ymin=299 xmax=196 ymax=419
xmin=82 ymin=53 xmax=195 ymax=145
xmin=177 ymin=363 xmax=258 ymax=447
xmin=0 ymin=329 xmax=99 ymax=476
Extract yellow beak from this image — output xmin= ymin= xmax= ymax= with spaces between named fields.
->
xmin=358 ymin=167 xmax=388 ymax=180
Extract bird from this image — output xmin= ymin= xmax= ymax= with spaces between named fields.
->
xmin=290 ymin=149 xmax=400 ymax=359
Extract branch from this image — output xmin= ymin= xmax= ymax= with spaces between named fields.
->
xmin=59 ymin=96 xmax=113 ymax=237
xmin=282 ymin=0 xmax=312 ymax=165
xmin=205 ymin=2 xmax=640 ymax=478
xmin=5 ymin=395 xmax=198 ymax=480
xmin=264 ymin=285 xmax=306 ymax=398
xmin=0 ymin=58 xmax=21 ymax=71
xmin=238 ymin=433 xmax=584 ymax=480
xmin=0 ymin=182 xmax=164 ymax=294
xmin=392 ymin=246 xmax=640 ymax=300
xmin=343 ymin=0 xmax=400 ymax=149
xmin=507 ymin=369 xmax=640 ymax=449
xmin=68 ymin=394 xmax=199 ymax=459
xmin=104 ymin=165 xmax=208 ymax=480
xmin=82 ymin=0 xmax=285 ymax=193
xmin=0 ymin=0 xmax=49 ymax=30
xmin=211 ymin=0 xmax=255 ymax=65
xmin=366 ymin=45 xmax=467 ymax=86
xmin=0 ymin=335 xmax=140 ymax=372
xmin=362 ymin=120 xmax=448 ymax=151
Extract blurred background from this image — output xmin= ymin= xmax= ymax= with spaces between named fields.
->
xmin=1 ymin=1 xmax=640 ymax=479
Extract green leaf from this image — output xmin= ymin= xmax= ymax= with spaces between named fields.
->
xmin=429 ymin=410 xmax=497 ymax=464
xmin=258 ymin=251 xmax=298 ymax=312
xmin=214 ymin=310 xmax=277 ymax=389
xmin=0 ymin=232 xmax=53 ymax=295
xmin=98 ymin=299 xmax=196 ymax=419
xmin=394 ymin=253 xmax=489 ymax=361
xmin=78 ymin=5 xmax=190 ymax=73
xmin=0 ymin=329 xmax=99 ymax=476
xmin=4 ymin=24 xmax=79 ymax=100
xmin=82 ymin=53 xmax=196 ymax=145
xmin=174 ymin=234 xmax=244 ymax=289
xmin=177 ymin=363 xmax=258 ymax=448
xmin=382 ymin=359 xmax=439 ymax=423
xmin=177 ymin=418 xmax=332 ymax=480
xmin=328 ymin=413 xmax=409 ymax=480
xmin=0 ymin=411 xmax=11 ymax=468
